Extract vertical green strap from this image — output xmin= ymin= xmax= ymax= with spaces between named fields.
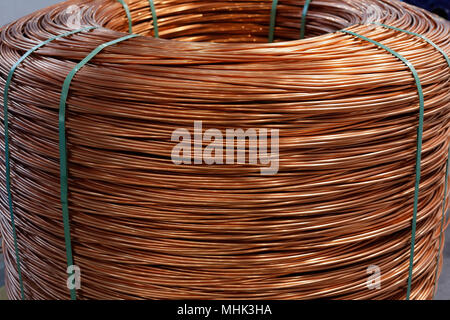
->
xmin=59 ymin=33 xmax=139 ymax=300
xmin=2 ymin=26 xmax=96 ymax=301
xmin=268 ymin=0 xmax=279 ymax=43
xmin=116 ymin=0 xmax=133 ymax=34
xmin=300 ymin=0 xmax=312 ymax=39
xmin=117 ymin=0 xmax=159 ymax=37
xmin=371 ymin=22 xmax=450 ymax=298
xmin=148 ymin=0 xmax=159 ymax=38
xmin=340 ymin=29 xmax=425 ymax=300
xmin=269 ymin=0 xmax=311 ymax=42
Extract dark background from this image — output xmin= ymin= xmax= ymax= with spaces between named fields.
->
xmin=403 ymin=0 xmax=449 ymax=19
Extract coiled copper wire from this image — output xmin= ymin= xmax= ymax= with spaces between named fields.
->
xmin=0 ymin=0 xmax=449 ymax=300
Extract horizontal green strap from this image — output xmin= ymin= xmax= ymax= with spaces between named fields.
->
xmin=373 ymin=23 xmax=450 ymax=67
xmin=340 ymin=29 xmax=425 ymax=300
xmin=3 ymin=25 xmax=96 ymax=301
xmin=59 ymin=33 xmax=139 ymax=300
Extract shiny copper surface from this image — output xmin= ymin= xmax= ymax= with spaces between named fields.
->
xmin=0 ymin=0 xmax=449 ymax=300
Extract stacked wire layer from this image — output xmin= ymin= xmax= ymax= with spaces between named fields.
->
xmin=0 ymin=0 xmax=449 ymax=299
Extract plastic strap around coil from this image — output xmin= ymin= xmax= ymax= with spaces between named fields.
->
xmin=269 ymin=0 xmax=311 ymax=42
xmin=300 ymin=0 xmax=312 ymax=39
xmin=340 ymin=29 xmax=425 ymax=300
xmin=148 ymin=0 xmax=159 ymax=38
xmin=371 ymin=22 xmax=450 ymax=298
xmin=2 ymin=25 xmax=96 ymax=301
xmin=268 ymin=0 xmax=279 ymax=43
xmin=373 ymin=23 xmax=450 ymax=67
xmin=59 ymin=33 xmax=139 ymax=300
xmin=116 ymin=0 xmax=133 ymax=34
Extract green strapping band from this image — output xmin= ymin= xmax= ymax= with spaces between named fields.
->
xmin=148 ymin=0 xmax=159 ymax=38
xmin=59 ymin=33 xmax=139 ymax=300
xmin=268 ymin=0 xmax=279 ymax=43
xmin=300 ymin=0 xmax=312 ymax=39
xmin=2 ymin=25 xmax=96 ymax=301
xmin=116 ymin=0 xmax=133 ymax=34
xmin=341 ymin=29 xmax=425 ymax=301
xmin=373 ymin=23 xmax=450 ymax=67
xmin=372 ymin=22 xmax=450 ymax=298
xmin=268 ymin=0 xmax=311 ymax=42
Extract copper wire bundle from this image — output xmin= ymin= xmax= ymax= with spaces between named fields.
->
xmin=0 ymin=0 xmax=449 ymax=300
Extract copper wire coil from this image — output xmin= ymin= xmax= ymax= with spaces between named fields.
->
xmin=0 ymin=0 xmax=449 ymax=300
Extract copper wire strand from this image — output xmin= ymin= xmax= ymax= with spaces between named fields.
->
xmin=0 ymin=0 xmax=449 ymax=299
